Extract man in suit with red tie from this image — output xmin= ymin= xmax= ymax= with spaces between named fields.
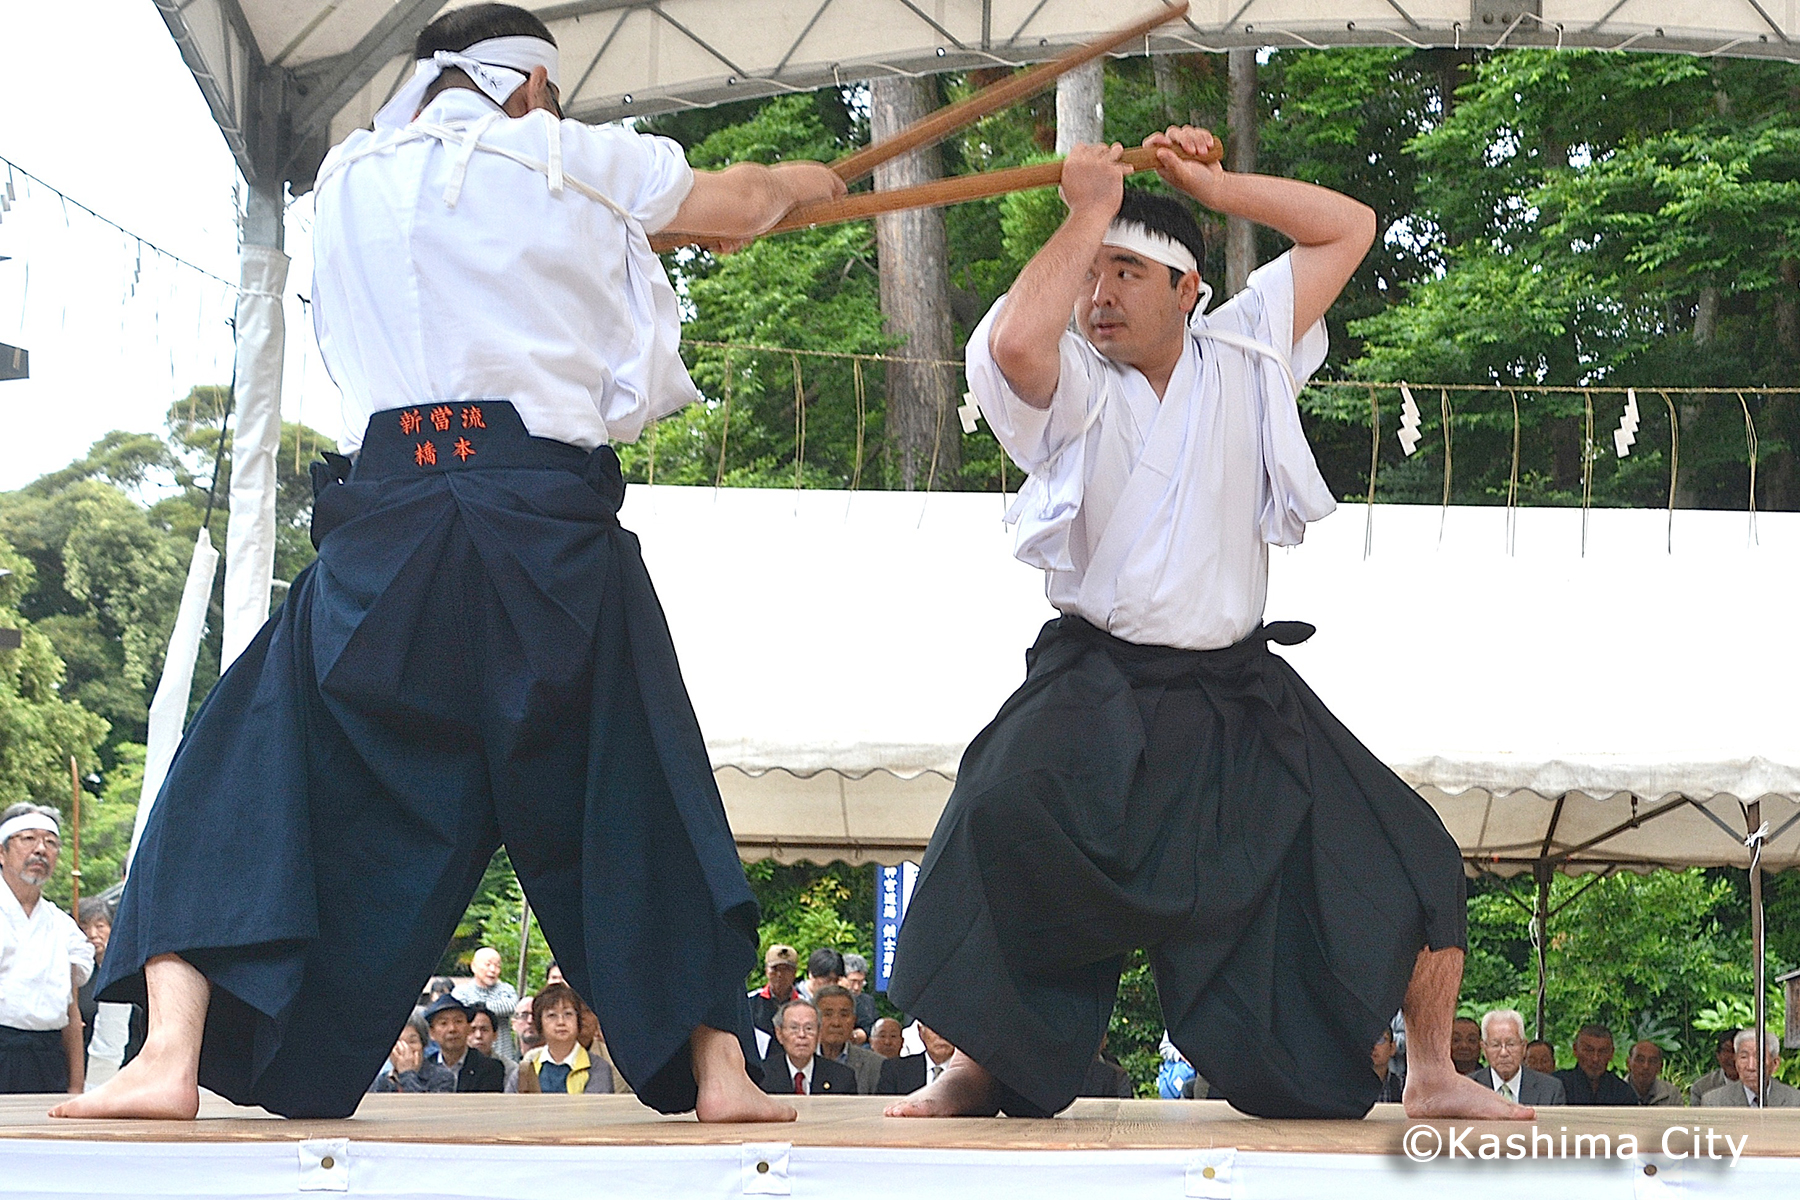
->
xmin=759 ymin=1000 xmax=856 ymax=1096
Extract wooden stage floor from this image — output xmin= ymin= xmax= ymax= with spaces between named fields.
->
xmin=3 ymin=1093 xmax=1798 ymax=1156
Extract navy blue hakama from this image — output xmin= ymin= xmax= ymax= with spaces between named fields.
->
xmin=97 ymin=402 xmax=760 ymax=1118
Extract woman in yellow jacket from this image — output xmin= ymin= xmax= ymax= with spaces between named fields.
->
xmin=515 ymin=983 xmax=615 ymax=1094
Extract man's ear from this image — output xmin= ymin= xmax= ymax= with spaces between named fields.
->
xmin=1177 ymin=269 xmax=1202 ymax=315
xmin=503 ymin=65 xmax=560 ymax=119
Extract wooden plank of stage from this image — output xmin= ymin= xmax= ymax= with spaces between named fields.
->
xmin=2 ymin=1094 xmax=1796 ymax=1156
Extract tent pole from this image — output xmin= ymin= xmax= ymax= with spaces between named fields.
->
xmin=1747 ymin=801 xmax=1767 ymax=1106
xmin=221 ymin=177 xmax=289 ymax=671
xmin=1533 ymin=862 xmax=1551 ymax=1042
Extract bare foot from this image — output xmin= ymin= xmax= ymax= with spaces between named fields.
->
xmin=49 ymin=1043 xmax=199 ymax=1120
xmin=1403 ymin=1067 xmax=1534 ymax=1121
xmin=689 ymin=1025 xmax=795 ymax=1124
xmin=884 ymin=1051 xmax=1000 ymax=1118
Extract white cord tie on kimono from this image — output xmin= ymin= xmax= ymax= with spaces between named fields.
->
xmin=374 ymin=36 xmax=561 ymax=131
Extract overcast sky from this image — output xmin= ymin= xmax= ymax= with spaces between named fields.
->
xmin=0 ymin=0 xmax=342 ymax=491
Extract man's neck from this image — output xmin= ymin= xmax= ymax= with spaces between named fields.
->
xmin=787 ymin=1052 xmax=811 ymax=1074
xmin=927 ymin=1050 xmax=953 ymax=1067
xmin=3 ymin=871 xmax=39 ymax=916
xmin=1495 ymin=1065 xmax=1520 ymax=1085
xmin=1582 ymin=1067 xmax=1607 ymax=1084
xmin=819 ymin=1039 xmax=846 ymax=1060
xmin=1127 ymin=344 xmax=1184 ymax=400
xmin=439 ymin=1046 xmax=468 ymax=1068
xmin=1632 ymin=1078 xmax=1654 ymax=1098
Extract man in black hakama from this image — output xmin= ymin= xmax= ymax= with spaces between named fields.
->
xmin=886 ymin=131 xmax=1531 ymax=1123
xmin=55 ymin=5 xmax=842 ymax=1122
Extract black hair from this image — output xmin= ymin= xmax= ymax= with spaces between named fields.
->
xmin=1575 ymin=1023 xmax=1614 ymax=1044
xmin=1526 ymin=1039 xmax=1552 ymax=1050
xmin=1115 ymin=189 xmax=1207 ymax=288
xmin=415 ymin=4 xmax=555 ymax=58
xmin=807 ymin=947 xmax=845 ymax=979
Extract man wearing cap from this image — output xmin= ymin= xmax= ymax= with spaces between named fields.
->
xmin=749 ymin=946 xmax=801 ymax=1038
xmin=887 ymin=129 xmax=1519 ymax=1124
xmin=60 ymin=2 xmax=840 ymax=1124
xmin=422 ymin=994 xmax=505 ymax=1093
xmin=0 ymin=804 xmax=95 ymax=1094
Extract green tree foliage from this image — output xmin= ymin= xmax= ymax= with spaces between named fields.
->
xmin=0 ymin=389 xmax=333 ymax=763
xmin=1455 ymin=870 xmax=1771 ymax=1086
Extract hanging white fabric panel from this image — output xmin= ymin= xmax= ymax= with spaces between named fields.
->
xmin=220 ymin=243 xmax=287 ymax=670
xmin=126 ymin=527 xmax=220 ymax=869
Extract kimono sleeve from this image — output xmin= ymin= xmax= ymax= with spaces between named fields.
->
xmin=558 ymin=121 xmax=696 ymax=234
xmin=966 ymin=293 xmax=1105 ymax=474
xmin=1210 ymin=251 xmax=1337 ymax=545
xmin=66 ymin=916 xmax=95 ymax=988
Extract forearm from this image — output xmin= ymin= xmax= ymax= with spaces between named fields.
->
xmin=988 ymin=206 xmax=1111 ymax=406
xmin=1193 ymin=171 xmax=1372 ymax=248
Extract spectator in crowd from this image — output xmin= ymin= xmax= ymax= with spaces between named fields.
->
xmin=1079 ymin=1034 xmax=1133 ymax=1098
xmin=1555 ymin=1024 xmax=1636 ymax=1104
xmin=570 ymin=995 xmax=634 ymax=1095
xmin=1524 ymin=1040 xmax=1557 ymax=1076
xmin=427 ymin=977 xmax=456 ymax=1000
xmin=1372 ymin=1027 xmax=1405 ymax=1104
xmin=516 ymin=982 xmax=615 ymax=1094
xmin=876 ymin=1023 xmax=957 ymax=1095
xmin=544 ymin=961 xmax=565 ymax=987
xmin=75 ymin=898 xmax=144 ymax=1082
xmin=1450 ymin=1017 xmax=1483 ymax=1075
xmin=0 ymin=803 xmax=93 ymax=1095
xmin=1626 ymin=1040 xmax=1681 ymax=1106
xmin=1471 ymin=1009 xmax=1565 ymax=1106
xmin=1158 ymin=1031 xmax=1197 ymax=1099
xmin=760 ymin=999 xmax=856 ymax=1096
xmin=454 ymin=947 xmax=519 ymax=1064
xmin=869 ymin=1017 xmax=905 ymax=1060
xmin=799 ymin=947 xmax=844 ymax=1003
xmin=370 ymin=1015 xmax=455 ymax=1093
xmin=841 ymin=953 xmax=878 ymax=1039
xmin=422 ymin=994 xmax=504 ymax=1092
xmin=466 ymin=1005 xmax=517 ymax=1091
xmin=813 ymin=985 xmax=884 ymax=1093
xmin=511 ymin=995 xmax=544 ymax=1056
xmin=748 ymin=945 xmax=800 ymax=1036
xmin=1700 ymin=1030 xmax=1800 ymax=1108
xmin=1688 ymin=1030 xmax=1741 ymax=1106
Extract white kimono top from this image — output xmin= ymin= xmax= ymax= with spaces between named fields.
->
xmin=969 ymin=251 xmax=1338 ymax=651
xmin=0 ymin=883 xmax=94 ymax=1031
xmin=312 ymin=88 xmax=698 ymax=454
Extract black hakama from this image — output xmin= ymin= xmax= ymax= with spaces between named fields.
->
xmin=887 ymin=616 xmax=1465 ymax=1119
xmin=97 ymin=402 xmax=760 ymax=1118
xmin=0 ymin=1026 xmax=68 ymax=1093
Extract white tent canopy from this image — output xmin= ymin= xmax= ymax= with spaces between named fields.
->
xmin=623 ymin=486 xmax=1800 ymax=874
xmin=160 ymin=0 xmax=1800 ymax=196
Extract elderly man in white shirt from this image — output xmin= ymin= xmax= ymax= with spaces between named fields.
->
xmin=0 ymin=804 xmax=94 ymax=1094
xmin=58 ymin=3 xmax=838 ymax=1125
xmin=887 ymin=129 xmax=1524 ymax=1124
xmin=1470 ymin=1009 xmax=1566 ymax=1106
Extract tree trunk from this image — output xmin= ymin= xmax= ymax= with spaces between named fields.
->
xmin=1055 ymin=59 xmax=1104 ymax=151
xmin=1694 ymin=284 xmax=1721 ymax=346
xmin=1226 ymin=48 xmax=1258 ymax=297
xmin=1764 ymin=259 xmax=1799 ymax=509
xmin=1151 ymin=54 xmax=1179 ymax=126
xmin=1776 ymin=258 xmax=1800 ymax=360
xmin=871 ymin=76 xmax=959 ymax=490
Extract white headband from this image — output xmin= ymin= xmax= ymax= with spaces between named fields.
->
xmin=0 ymin=813 xmax=58 ymax=845
xmin=375 ymin=36 xmax=561 ymax=130
xmin=1102 ymin=218 xmax=1199 ymax=277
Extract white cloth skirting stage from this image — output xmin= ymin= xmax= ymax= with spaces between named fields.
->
xmin=3 ymin=1095 xmax=1797 ymax=1198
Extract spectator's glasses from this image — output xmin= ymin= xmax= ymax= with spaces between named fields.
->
xmin=7 ymin=832 xmax=59 ymax=852
xmin=1484 ymin=1039 xmax=1525 ymax=1051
